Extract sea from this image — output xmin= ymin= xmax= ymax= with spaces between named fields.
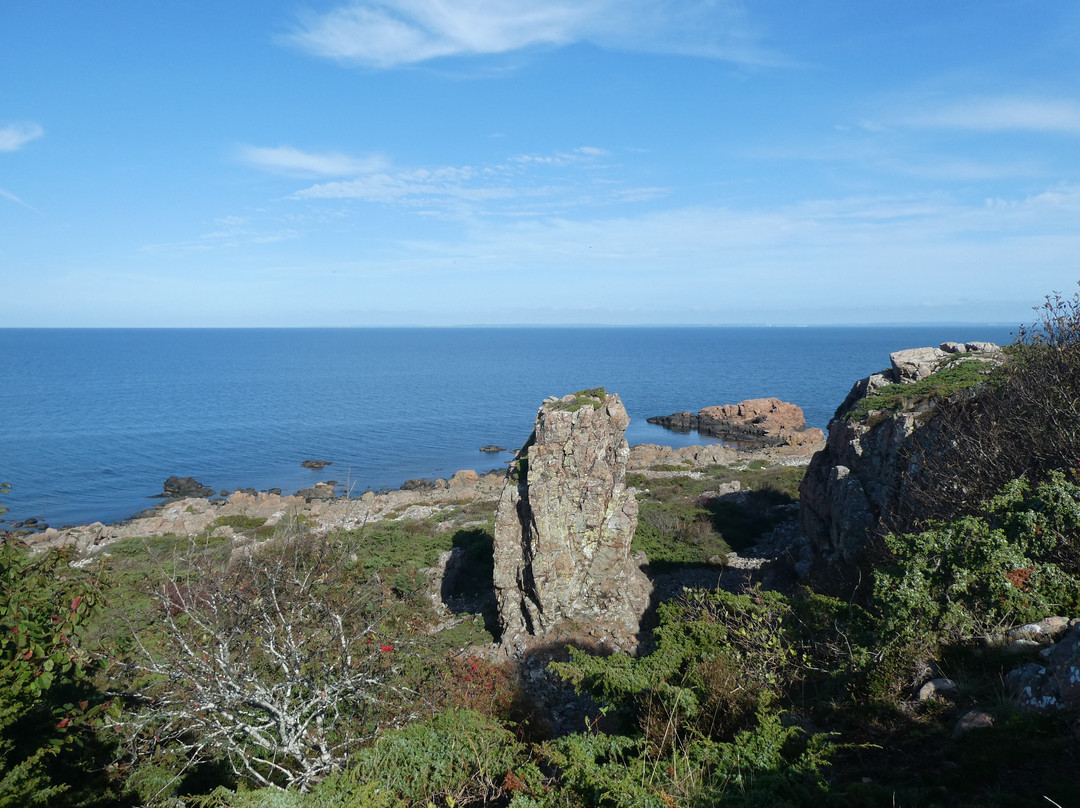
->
xmin=0 ymin=326 xmax=1018 ymax=531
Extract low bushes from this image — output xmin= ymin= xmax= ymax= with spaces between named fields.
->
xmin=874 ymin=471 xmax=1080 ymax=667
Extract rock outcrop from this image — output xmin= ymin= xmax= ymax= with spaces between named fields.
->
xmin=648 ymin=398 xmax=825 ymax=448
xmin=493 ymin=390 xmax=652 ymax=648
xmin=1007 ymin=618 xmax=1080 ymax=711
xmin=799 ymin=342 xmax=1004 ymax=593
xmin=156 ymin=476 xmax=214 ymax=499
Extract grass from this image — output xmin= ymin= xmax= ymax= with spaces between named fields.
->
xmin=630 ymin=463 xmax=804 ymax=555
xmin=547 ymin=386 xmax=607 ymax=413
xmin=212 ymin=514 xmax=268 ymax=531
xmin=633 ymin=502 xmax=731 ymax=566
xmin=845 ymin=359 xmax=998 ymax=422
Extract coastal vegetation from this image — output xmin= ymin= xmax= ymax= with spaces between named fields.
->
xmin=4 ymin=292 xmax=1080 ymax=806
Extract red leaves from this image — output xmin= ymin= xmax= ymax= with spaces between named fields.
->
xmin=379 ymin=645 xmax=394 ymax=653
xmin=1005 ymin=567 xmax=1034 ymax=591
xmin=70 ymin=595 xmax=82 ymax=613
xmin=503 ymin=769 xmax=528 ymax=792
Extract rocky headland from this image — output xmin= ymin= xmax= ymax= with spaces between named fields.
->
xmin=799 ymin=340 xmax=1006 ymax=592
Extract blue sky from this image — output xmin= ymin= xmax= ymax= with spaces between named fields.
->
xmin=2 ymin=1 xmax=1080 ymax=326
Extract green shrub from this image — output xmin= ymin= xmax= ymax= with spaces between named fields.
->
xmin=548 ymin=387 xmax=607 ymax=413
xmin=326 ymin=708 xmax=539 ymax=807
xmin=0 ymin=537 xmax=119 ymax=806
xmin=552 ymin=588 xmax=806 ymax=749
xmin=347 ymin=519 xmax=452 ymax=578
xmin=537 ymin=704 xmax=835 ymax=808
xmin=874 ymin=472 xmax=1080 ymax=659
xmin=212 ymin=515 xmax=268 ymax=531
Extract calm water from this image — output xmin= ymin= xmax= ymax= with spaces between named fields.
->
xmin=0 ymin=326 xmax=1017 ymax=529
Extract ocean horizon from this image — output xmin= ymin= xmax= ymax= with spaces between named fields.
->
xmin=1 ymin=325 xmax=1018 ymax=530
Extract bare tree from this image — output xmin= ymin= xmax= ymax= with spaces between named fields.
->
xmin=109 ymin=526 xmax=424 ymax=791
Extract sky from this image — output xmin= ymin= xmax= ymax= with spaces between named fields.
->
xmin=2 ymin=1 xmax=1080 ymax=326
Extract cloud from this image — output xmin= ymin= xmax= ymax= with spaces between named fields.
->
xmin=141 ymin=217 xmax=301 ymax=255
xmin=238 ymin=144 xmax=388 ymax=177
xmin=0 ymin=186 xmax=40 ymax=213
xmin=288 ymin=146 xmax=663 ymax=213
xmin=0 ymin=122 xmax=44 ymax=152
xmin=511 ymin=146 xmax=609 ymax=165
xmin=293 ymin=167 xmax=510 ymax=204
xmin=903 ymin=96 xmax=1080 ymax=134
xmin=282 ymin=0 xmax=783 ymax=68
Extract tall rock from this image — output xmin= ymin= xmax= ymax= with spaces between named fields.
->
xmin=493 ymin=389 xmax=652 ymax=647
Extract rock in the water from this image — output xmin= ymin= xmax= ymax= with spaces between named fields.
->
xmin=479 ymin=445 xmax=507 ymax=453
xmin=648 ymin=398 xmax=824 ymax=448
xmin=301 ymin=459 xmax=332 ymax=469
xmin=158 ymin=476 xmax=214 ymax=499
xmin=493 ymin=390 xmax=652 ymax=647
xmin=646 ymin=410 xmax=698 ymax=433
xmin=401 ymin=478 xmax=435 ymax=491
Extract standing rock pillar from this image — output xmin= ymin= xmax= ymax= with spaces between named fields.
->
xmin=493 ymin=388 xmax=652 ymax=648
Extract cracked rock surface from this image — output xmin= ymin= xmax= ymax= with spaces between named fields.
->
xmin=493 ymin=391 xmax=652 ymax=649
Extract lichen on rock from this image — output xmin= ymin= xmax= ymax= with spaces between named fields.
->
xmin=492 ymin=389 xmax=652 ymax=649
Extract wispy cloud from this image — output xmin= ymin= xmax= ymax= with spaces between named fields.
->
xmin=288 ymin=146 xmax=664 ymax=213
xmin=510 ymin=146 xmax=609 ymax=165
xmin=0 ymin=122 xmax=44 ymax=152
xmin=141 ymin=216 xmax=300 ymax=255
xmin=903 ymin=96 xmax=1080 ymax=134
xmin=247 ymin=185 xmax=1080 ymax=324
xmin=282 ymin=0 xmax=784 ymax=68
xmin=0 ymin=186 xmax=40 ymax=213
xmin=238 ymin=144 xmax=388 ymax=177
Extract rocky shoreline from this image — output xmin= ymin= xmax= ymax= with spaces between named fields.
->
xmin=23 ymin=434 xmax=823 ymax=558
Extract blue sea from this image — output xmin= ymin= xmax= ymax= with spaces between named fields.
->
xmin=0 ymin=326 xmax=1017 ymax=530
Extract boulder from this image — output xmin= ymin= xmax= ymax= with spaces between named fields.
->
xmin=295 ymin=482 xmax=336 ymax=501
xmin=448 ymin=469 xmax=479 ymax=488
xmin=301 ymin=459 xmax=332 ymax=469
xmin=1007 ymin=621 xmax=1080 ymax=711
xmin=953 ymin=710 xmax=994 ymax=738
xmin=157 ymin=476 xmax=214 ymax=499
xmin=493 ymin=390 xmax=652 ymax=647
xmin=890 ymin=347 xmax=947 ymax=383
